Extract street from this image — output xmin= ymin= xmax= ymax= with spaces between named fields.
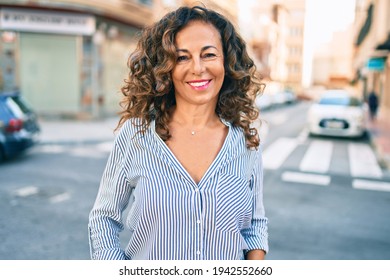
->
xmin=0 ymin=101 xmax=390 ymax=260
xmin=261 ymin=102 xmax=390 ymax=259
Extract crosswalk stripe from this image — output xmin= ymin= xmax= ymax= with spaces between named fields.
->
xmin=49 ymin=192 xmax=71 ymax=203
xmin=296 ymin=128 xmax=309 ymax=144
xmin=15 ymin=186 xmax=39 ymax=197
xmin=352 ymin=179 xmax=390 ymax=192
xmin=300 ymin=140 xmax=333 ymax=173
xmin=96 ymin=141 xmax=114 ymax=152
xmin=263 ymin=137 xmax=298 ymax=170
xmin=348 ymin=143 xmax=383 ymax=178
xmin=281 ymin=171 xmax=331 ymax=185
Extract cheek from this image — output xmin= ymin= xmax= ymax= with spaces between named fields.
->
xmin=214 ymin=61 xmax=225 ymax=78
xmin=215 ymin=65 xmax=225 ymax=82
xmin=171 ymin=67 xmax=183 ymax=84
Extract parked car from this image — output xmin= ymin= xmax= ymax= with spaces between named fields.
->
xmin=307 ymin=89 xmax=366 ymax=138
xmin=0 ymin=92 xmax=40 ymax=161
xmin=284 ymin=90 xmax=297 ymax=104
xmin=255 ymin=92 xmax=273 ymax=111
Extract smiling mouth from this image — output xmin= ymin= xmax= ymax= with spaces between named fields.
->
xmin=187 ymin=80 xmax=211 ymax=90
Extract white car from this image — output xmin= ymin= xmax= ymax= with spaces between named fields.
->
xmin=307 ymin=90 xmax=366 ymax=138
xmin=272 ymin=90 xmax=297 ymax=106
xmin=255 ymin=93 xmax=273 ymax=111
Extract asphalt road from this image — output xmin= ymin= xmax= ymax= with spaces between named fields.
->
xmin=0 ymin=101 xmax=389 ymax=260
xmin=260 ymin=102 xmax=390 ymax=260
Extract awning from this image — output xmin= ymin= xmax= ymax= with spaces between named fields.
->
xmin=366 ymin=57 xmax=386 ymax=71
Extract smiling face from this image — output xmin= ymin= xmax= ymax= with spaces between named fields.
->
xmin=171 ymin=20 xmax=225 ymax=109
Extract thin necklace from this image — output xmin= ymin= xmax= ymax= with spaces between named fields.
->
xmin=190 ymin=126 xmax=207 ymax=136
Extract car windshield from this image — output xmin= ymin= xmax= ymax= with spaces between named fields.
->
xmin=5 ymin=97 xmax=25 ymax=118
xmin=11 ymin=96 xmax=33 ymax=114
xmin=318 ymin=96 xmax=361 ymax=106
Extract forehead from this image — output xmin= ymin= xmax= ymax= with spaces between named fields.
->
xmin=175 ymin=20 xmax=222 ymax=48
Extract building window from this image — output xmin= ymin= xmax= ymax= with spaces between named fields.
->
xmin=289 ymin=27 xmax=302 ymax=37
xmin=289 ymin=46 xmax=302 ymax=56
xmin=288 ymin=63 xmax=301 ymax=74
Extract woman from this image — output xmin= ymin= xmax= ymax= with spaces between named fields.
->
xmin=88 ymin=5 xmax=268 ymax=260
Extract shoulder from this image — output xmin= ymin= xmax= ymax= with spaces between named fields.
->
xmin=227 ymin=123 xmax=260 ymax=156
xmin=114 ymin=118 xmax=147 ymax=149
xmin=117 ymin=118 xmax=145 ymax=137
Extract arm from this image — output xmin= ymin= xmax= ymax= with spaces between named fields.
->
xmin=242 ymin=147 xmax=269 ymax=259
xmin=246 ymin=249 xmax=266 ymax=260
xmin=88 ymin=125 xmax=133 ymax=260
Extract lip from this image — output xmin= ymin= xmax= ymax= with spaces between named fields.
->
xmin=187 ymin=79 xmax=212 ymax=90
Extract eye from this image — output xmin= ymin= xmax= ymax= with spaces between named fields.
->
xmin=203 ymin=53 xmax=217 ymax=60
xmin=177 ymin=55 xmax=189 ymax=63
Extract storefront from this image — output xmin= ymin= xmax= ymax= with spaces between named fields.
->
xmin=0 ymin=7 xmax=140 ymax=118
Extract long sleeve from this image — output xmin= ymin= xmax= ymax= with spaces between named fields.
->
xmin=88 ymin=126 xmax=133 ymax=260
xmin=241 ymin=147 xmax=269 ymax=254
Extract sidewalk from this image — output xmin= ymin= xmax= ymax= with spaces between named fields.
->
xmin=38 ymin=117 xmax=118 ymax=145
xmin=37 ymin=115 xmax=390 ymax=171
xmin=366 ymin=116 xmax=390 ymax=170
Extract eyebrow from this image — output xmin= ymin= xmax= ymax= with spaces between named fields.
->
xmin=176 ymin=45 xmax=218 ymax=53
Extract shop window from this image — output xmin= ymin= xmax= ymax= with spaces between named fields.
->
xmin=0 ymin=31 xmax=19 ymax=92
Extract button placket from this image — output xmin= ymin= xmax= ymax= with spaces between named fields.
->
xmin=194 ymin=186 xmax=203 ymax=259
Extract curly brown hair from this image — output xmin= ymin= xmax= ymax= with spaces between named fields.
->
xmin=118 ymin=5 xmax=264 ymax=148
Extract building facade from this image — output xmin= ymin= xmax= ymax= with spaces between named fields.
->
xmin=239 ymin=0 xmax=306 ymax=95
xmin=353 ymin=0 xmax=390 ymax=121
xmin=311 ymin=26 xmax=355 ymax=90
xmin=0 ymin=0 xmax=154 ymax=118
xmin=283 ymin=0 xmax=305 ymax=93
xmin=0 ymin=0 xmax=240 ymax=118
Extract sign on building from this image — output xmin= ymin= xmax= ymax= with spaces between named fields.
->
xmin=0 ymin=8 xmax=95 ymax=35
xmin=366 ymin=57 xmax=386 ymax=72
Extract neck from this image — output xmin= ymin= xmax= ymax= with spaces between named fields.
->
xmin=170 ymin=106 xmax=219 ymax=130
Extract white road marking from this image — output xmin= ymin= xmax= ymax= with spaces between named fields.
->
xmin=282 ymin=171 xmax=331 ymax=186
xmin=96 ymin=141 xmax=113 ymax=152
xmin=38 ymin=145 xmax=67 ymax=153
xmin=352 ymin=179 xmax=390 ymax=192
xmin=263 ymin=138 xmax=298 ymax=170
xmin=69 ymin=147 xmax=106 ymax=158
xmin=15 ymin=186 xmax=39 ymax=197
xmin=49 ymin=192 xmax=71 ymax=203
xmin=348 ymin=143 xmax=383 ymax=178
xmin=300 ymin=140 xmax=333 ymax=173
xmin=296 ymin=128 xmax=309 ymax=144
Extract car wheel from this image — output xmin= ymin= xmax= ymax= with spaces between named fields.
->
xmin=359 ymin=130 xmax=369 ymax=140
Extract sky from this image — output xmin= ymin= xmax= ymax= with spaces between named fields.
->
xmin=305 ymin=0 xmax=356 ymax=46
xmin=303 ymin=0 xmax=356 ymax=86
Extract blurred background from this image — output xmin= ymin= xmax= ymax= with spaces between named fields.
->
xmin=0 ymin=0 xmax=389 ymax=260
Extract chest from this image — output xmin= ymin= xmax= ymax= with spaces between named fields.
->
xmin=166 ymin=126 xmax=228 ymax=184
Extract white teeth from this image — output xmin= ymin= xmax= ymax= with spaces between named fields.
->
xmin=189 ymin=81 xmax=208 ymax=87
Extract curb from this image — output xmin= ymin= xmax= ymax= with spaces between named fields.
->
xmin=38 ymin=138 xmax=114 ymax=146
xmin=368 ymin=134 xmax=390 ymax=172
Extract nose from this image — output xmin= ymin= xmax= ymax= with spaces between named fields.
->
xmin=191 ymin=57 xmax=205 ymax=75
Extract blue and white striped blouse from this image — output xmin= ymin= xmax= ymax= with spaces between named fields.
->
xmin=88 ymin=118 xmax=268 ymax=260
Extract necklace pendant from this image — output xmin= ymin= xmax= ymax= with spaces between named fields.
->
xmin=191 ymin=131 xmax=195 ymax=135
